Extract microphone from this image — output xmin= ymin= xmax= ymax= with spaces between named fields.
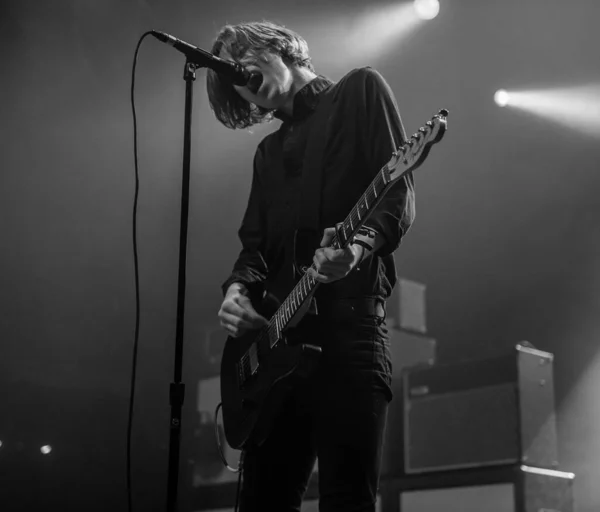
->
xmin=150 ymin=30 xmax=251 ymax=86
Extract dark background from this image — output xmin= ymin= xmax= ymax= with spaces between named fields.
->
xmin=1 ymin=0 xmax=599 ymax=511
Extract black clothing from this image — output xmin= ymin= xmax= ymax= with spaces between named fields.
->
xmin=221 ymin=67 xmax=415 ymax=304
xmin=240 ymin=320 xmax=390 ymax=512
xmin=222 ymin=68 xmax=415 ymax=512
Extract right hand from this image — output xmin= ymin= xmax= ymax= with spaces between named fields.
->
xmin=218 ymin=283 xmax=269 ymax=338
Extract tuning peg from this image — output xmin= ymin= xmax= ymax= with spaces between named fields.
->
xmin=419 ymin=127 xmax=427 ymax=134
xmin=426 ymin=121 xmax=433 ymax=127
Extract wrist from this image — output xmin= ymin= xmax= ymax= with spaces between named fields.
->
xmin=351 ymin=239 xmax=373 ymax=268
xmin=353 ymin=226 xmax=386 ymax=262
xmin=227 ymin=282 xmax=248 ymax=297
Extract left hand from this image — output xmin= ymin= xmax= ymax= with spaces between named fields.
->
xmin=310 ymin=226 xmax=363 ymax=284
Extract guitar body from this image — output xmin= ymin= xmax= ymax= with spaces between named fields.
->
xmin=220 ymin=323 xmax=322 ymax=449
xmin=221 ymin=228 xmax=324 ymax=450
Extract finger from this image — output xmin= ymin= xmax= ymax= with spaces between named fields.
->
xmin=310 ymin=264 xmax=347 ymax=283
xmin=313 ymin=253 xmax=328 ymax=272
xmin=323 ymin=247 xmax=353 ymax=263
xmin=222 ymin=300 xmax=255 ymax=323
xmin=220 ymin=315 xmax=241 ymax=337
xmin=313 ymin=249 xmax=326 ymax=267
xmin=308 ymin=268 xmax=334 ymax=284
xmin=222 ymin=322 xmax=240 ymax=338
xmin=219 ymin=311 xmax=256 ymax=331
xmin=235 ymin=296 xmax=269 ymax=326
xmin=316 ymin=259 xmax=348 ymax=280
xmin=320 ymin=227 xmax=336 ymax=247
xmin=314 ymin=247 xmax=350 ymax=266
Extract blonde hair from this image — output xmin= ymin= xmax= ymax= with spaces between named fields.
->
xmin=206 ymin=21 xmax=314 ymax=129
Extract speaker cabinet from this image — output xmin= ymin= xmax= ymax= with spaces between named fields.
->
xmin=386 ymin=277 xmax=428 ymax=333
xmin=389 ymin=329 xmax=436 ymax=375
xmin=384 ymin=344 xmax=558 ymax=475
xmin=379 ymin=465 xmax=574 ymax=512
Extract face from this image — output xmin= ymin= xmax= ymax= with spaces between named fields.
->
xmin=219 ymin=49 xmax=295 ymax=110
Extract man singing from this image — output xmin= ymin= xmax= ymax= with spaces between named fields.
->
xmin=206 ymin=20 xmax=415 ymax=512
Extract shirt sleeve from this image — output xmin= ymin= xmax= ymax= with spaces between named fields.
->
xmin=221 ymin=145 xmax=269 ymax=297
xmin=357 ymin=67 xmax=416 ymax=257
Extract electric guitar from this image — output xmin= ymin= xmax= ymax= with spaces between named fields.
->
xmin=220 ymin=109 xmax=449 ymax=449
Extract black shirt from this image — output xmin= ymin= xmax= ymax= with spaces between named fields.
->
xmin=222 ymin=67 xmax=415 ymax=309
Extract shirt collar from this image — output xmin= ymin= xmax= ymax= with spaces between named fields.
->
xmin=274 ymin=75 xmax=333 ymax=123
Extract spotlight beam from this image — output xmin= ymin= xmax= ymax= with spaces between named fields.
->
xmin=494 ymin=84 xmax=600 ymax=138
xmin=298 ymin=3 xmax=423 ymax=71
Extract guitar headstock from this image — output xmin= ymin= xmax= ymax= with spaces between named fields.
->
xmin=387 ymin=109 xmax=448 ymax=181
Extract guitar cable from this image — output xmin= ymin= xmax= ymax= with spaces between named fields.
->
xmin=233 ymin=449 xmax=245 ymax=512
xmin=214 ymin=402 xmax=243 ymax=473
xmin=214 ymin=402 xmax=245 ymax=512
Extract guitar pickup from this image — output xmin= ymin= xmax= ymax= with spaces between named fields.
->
xmin=237 ymin=342 xmax=260 ymax=389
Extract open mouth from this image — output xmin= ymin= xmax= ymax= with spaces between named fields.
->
xmin=247 ymin=72 xmax=263 ymax=95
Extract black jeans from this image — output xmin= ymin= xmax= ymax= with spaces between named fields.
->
xmin=239 ymin=304 xmax=392 ymax=512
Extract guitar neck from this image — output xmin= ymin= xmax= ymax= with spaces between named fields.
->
xmin=267 ymin=165 xmax=394 ymax=346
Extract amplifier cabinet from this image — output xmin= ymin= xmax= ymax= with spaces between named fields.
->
xmin=389 ymin=329 xmax=436 ymax=375
xmin=385 ymin=344 xmax=559 ymax=475
xmin=379 ymin=465 xmax=575 ymax=512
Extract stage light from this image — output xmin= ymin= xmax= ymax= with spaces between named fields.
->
xmin=413 ymin=0 xmax=440 ymax=20
xmin=40 ymin=445 xmax=52 ymax=455
xmin=494 ymin=89 xmax=510 ymax=107
xmin=494 ymin=84 xmax=600 ymax=137
xmin=0 ymin=440 xmax=3 ymax=449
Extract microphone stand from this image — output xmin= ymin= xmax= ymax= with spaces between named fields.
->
xmin=166 ymin=59 xmax=197 ymax=512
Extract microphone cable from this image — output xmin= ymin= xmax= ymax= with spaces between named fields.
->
xmin=127 ymin=30 xmax=154 ymax=512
